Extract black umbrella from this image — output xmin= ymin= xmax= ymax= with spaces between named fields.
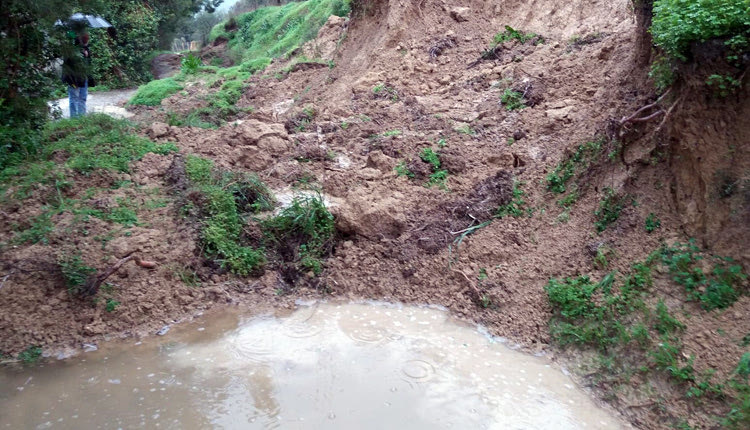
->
xmin=55 ymin=13 xmax=113 ymax=28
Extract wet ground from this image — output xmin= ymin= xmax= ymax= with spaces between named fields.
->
xmin=52 ymin=88 xmax=137 ymax=119
xmin=0 ymin=302 xmax=625 ymax=429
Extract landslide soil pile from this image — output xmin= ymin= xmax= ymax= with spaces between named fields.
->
xmin=1 ymin=1 xmax=748 ymax=429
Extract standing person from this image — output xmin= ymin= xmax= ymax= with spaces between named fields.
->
xmin=61 ymin=32 xmax=91 ymax=118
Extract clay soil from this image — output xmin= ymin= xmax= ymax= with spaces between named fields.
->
xmin=1 ymin=1 xmax=748 ymax=429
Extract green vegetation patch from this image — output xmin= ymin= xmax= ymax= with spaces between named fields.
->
xmin=546 ymin=138 xmax=604 ymax=194
xmin=660 ymin=240 xmax=747 ymax=311
xmin=58 ymin=254 xmax=96 ymax=297
xmin=495 ymin=181 xmax=529 ymax=218
xmin=546 ymin=241 xmax=748 ymax=425
xmin=493 ymin=25 xmax=545 ymax=46
xmin=184 ymin=155 xmax=273 ymax=276
xmin=210 ymin=0 xmax=351 ymax=62
xmin=0 ymin=115 xmax=176 ymax=245
xmin=500 ymin=89 xmax=526 ymax=111
xmin=129 ymin=78 xmax=183 ymax=106
xmin=594 ymin=187 xmax=628 ymax=233
xmin=651 ymin=0 xmax=750 ymax=61
xmin=261 ymin=194 xmax=335 ymax=278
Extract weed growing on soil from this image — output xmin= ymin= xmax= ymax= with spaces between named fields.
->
xmin=372 ymin=83 xmax=399 ymax=101
xmin=420 ymin=148 xmax=441 ymax=170
xmin=500 ymin=89 xmax=526 ymax=111
xmin=660 ymin=240 xmax=747 ymax=311
xmin=105 ymin=298 xmax=120 ymax=312
xmin=495 ymin=181 xmax=528 ymax=218
xmin=395 ymin=162 xmax=415 ymax=179
xmin=58 ymin=254 xmax=97 ymax=296
xmin=645 ymin=212 xmax=661 ymax=233
xmin=456 ymin=124 xmax=476 ymax=135
xmin=261 ymin=194 xmax=335 ymax=279
xmin=184 ymin=155 xmax=272 ymax=275
xmin=130 ymin=78 xmax=183 ymax=106
xmin=546 ymin=138 xmax=604 ymax=194
xmin=18 ymin=346 xmax=42 ymax=364
xmin=181 ymin=53 xmax=202 ymax=74
xmin=493 ymin=25 xmax=544 ymax=46
xmin=594 ymin=187 xmax=627 ymax=233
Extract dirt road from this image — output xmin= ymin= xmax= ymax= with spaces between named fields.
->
xmin=52 ymin=88 xmax=137 ymax=119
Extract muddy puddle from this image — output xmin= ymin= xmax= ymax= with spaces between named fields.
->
xmin=0 ymin=303 xmax=625 ymax=429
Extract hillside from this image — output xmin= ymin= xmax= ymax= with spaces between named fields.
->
xmin=1 ymin=0 xmax=748 ymax=428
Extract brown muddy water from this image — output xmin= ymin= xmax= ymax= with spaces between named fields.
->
xmin=0 ymin=303 xmax=626 ymax=429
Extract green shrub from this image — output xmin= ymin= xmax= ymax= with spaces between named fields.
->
xmin=181 ymin=53 xmax=202 ymax=74
xmin=649 ymin=55 xmax=676 ymax=93
xmin=129 ymin=78 xmax=183 ymax=106
xmin=184 ymin=156 xmax=273 ymax=275
xmin=651 ymin=0 xmax=750 ymax=60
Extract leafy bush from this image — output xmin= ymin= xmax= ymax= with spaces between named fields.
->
xmin=181 ymin=53 xmax=202 ymax=74
xmin=130 ymin=78 xmax=183 ymax=106
xmin=651 ymin=0 xmax=750 ymax=60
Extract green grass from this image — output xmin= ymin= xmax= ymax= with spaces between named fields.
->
xmin=261 ymin=193 xmax=335 ymax=278
xmin=0 ymin=115 xmax=176 ymax=244
xmin=209 ymin=0 xmax=351 ymax=62
xmin=184 ymin=155 xmax=274 ymax=275
xmin=129 ymin=78 xmax=183 ymax=106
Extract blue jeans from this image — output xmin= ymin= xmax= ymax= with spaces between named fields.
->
xmin=68 ymin=80 xmax=88 ymax=118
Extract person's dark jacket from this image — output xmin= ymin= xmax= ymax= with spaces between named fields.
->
xmin=61 ymin=41 xmax=92 ymax=88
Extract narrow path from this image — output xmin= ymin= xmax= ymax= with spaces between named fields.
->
xmin=52 ymin=88 xmax=137 ymax=119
